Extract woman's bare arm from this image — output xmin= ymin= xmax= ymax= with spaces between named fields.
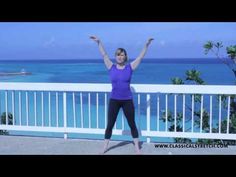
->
xmin=131 ymin=38 xmax=154 ymax=71
xmin=90 ymin=36 xmax=113 ymax=70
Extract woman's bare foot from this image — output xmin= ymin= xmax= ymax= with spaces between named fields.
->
xmin=99 ymin=139 xmax=109 ymax=155
xmin=135 ymin=148 xmax=142 ymax=155
xmin=99 ymin=147 xmax=108 ymax=155
xmin=133 ymin=138 xmax=141 ymax=155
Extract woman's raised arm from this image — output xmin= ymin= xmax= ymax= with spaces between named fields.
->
xmin=131 ymin=38 xmax=154 ymax=71
xmin=90 ymin=36 xmax=113 ymax=70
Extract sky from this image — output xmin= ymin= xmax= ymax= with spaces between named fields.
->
xmin=0 ymin=22 xmax=236 ymax=60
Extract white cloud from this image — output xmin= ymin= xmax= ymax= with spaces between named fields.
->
xmin=159 ymin=40 xmax=166 ymax=46
xmin=43 ymin=36 xmax=56 ymax=48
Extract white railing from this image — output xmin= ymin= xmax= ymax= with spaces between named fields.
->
xmin=0 ymin=82 xmax=236 ymax=143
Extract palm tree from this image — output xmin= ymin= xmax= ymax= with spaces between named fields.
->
xmin=203 ymin=41 xmax=236 ymax=144
xmin=204 ymin=41 xmax=236 ymax=77
xmin=164 ymin=69 xmax=207 ymax=143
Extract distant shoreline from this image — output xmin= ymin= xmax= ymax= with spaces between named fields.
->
xmin=0 ymin=58 xmax=233 ymax=64
xmin=0 ymin=72 xmax=32 ymax=76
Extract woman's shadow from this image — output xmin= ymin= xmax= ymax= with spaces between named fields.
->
xmin=104 ymin=141 xmax=143 ymax=154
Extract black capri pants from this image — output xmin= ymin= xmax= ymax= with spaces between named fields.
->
xmin=105 ymin=98 xmax=139 ymax=139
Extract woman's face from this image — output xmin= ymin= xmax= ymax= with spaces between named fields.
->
xmin=116 ymin=52 xmax=126 ymax=64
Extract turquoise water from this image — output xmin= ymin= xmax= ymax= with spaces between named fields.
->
xmin=0 ymin=59 xmax=235 ymax=142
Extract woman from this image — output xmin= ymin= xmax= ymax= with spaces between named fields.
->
xmin=90 ymin=36 xmax=154 ymax=154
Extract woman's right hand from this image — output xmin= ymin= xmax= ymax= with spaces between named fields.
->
xmin=146 ymin=38 xmax=154 ymax=47
xmin=90 ymin=36 xmax=100 ymax=43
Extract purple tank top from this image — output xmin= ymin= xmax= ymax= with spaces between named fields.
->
xmin=108 ymin=63 xmax=133 ymax=100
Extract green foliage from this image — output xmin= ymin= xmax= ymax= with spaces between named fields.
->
xmin=214 ymin=42 xmax=223 ymax=49
xmin=186 ymin=70 xmax=205 ymax=84
xmin=171 ymin=77 xmax=184 ymax=85
xmin=1 ymin=112 xmax=13 ymax=125
xmin=161 ymin=110 xmax=173 ymax=122
xmin=220 ymin=113 xmax=236 ymax=134
xmin=193 ymin=94 xmax=202 ymax=103
xmin=226 ymin=45 xmax=236 ymax=59
xmin=203 ymin=41 xmax=223 ymax=55
xmin=196 ymin=138 xmax=222 ymax=144
xmin=174 ymin=138 xmax=192 ymax=143
xmin=204 ymin=41 xmax=236 ymax=77
xmin=169 ymin=57 xmax=236 ymax=144
xmin=203 ymin=41 xmax=214 ymax=54
xmin=194 ymin=109 xmax=210 ymax=132
xmin=0 ymin=112 xmax=13 ymax=135
xmin=168 ymin=69 xmax=208 ymax=143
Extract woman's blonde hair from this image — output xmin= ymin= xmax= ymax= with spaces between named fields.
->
xmin=115 ymin=48 xmax=128 ymax=63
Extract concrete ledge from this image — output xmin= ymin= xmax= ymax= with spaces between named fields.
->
xmin=0 ymin=135 xmax=236 ymax=155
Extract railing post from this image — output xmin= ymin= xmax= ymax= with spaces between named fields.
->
xmin=157 ymin=92 xmax=160 ymax=132
xmin=146 ymin=94 xmax=151 ymax=143
xmin=138 ymin=94 xmax=141 ymax=134
xmin=63 ymin=92 xmax=68 ymax=139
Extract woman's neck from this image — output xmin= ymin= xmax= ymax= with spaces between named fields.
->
xmin=116 ymin=63 xmax=125 ymax=67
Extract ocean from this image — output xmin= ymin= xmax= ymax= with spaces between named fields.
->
xmin=0 ymin=58 xmax=235 ymax=142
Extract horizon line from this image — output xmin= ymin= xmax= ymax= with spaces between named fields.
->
xmin=0 ymin=57 xmax=226 ymax=61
